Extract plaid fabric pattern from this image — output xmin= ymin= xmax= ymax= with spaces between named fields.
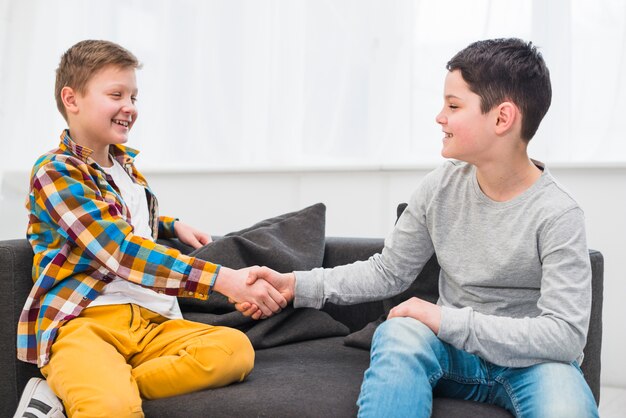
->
xmin=18 ymin=130 xmax=220 ymax=367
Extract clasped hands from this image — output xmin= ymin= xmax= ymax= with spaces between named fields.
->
xmin=223 ymin=267 xmax=295 ymax=320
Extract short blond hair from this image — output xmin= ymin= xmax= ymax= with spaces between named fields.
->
xmin=55 ymin=40 xmax=141 ymax=121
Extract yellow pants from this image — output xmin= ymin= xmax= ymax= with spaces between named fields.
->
xmin=41 ymin=304 xmax=254 ymax=418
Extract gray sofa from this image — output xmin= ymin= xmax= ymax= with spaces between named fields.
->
xmin=0 ymin=235 xmax=603 ymax=417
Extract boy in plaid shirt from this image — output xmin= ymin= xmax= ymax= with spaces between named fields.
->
xmin=14 ymin=40 xmax=286 ymax=418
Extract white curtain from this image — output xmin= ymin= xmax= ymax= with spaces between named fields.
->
xmin=1 ymin=0 xmax=625 ymax=172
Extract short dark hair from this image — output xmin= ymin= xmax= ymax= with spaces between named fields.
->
xmin=446 ymin=38 xmax=551 ymax=141
xmin=55 ymin=40 xmax=141 ymax=122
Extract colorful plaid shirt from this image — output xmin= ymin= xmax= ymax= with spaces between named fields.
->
xmin=18 ymin=130 xmax=220 ymax=367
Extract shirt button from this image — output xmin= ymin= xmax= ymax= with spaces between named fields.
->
xmin=198 ymin=293 xmax=204 ymax=298
xmin=188 ymin=291 xmax=194 ymax=296
xmin=157 ymin=290 xmax=164 ymax=294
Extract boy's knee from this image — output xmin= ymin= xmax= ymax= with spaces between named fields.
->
xmin=370 ymin=318 xmax=444 ymax=372
xmin=374 ymin=317 xmax=436 ymax=350
xmin=192 ymin=327 xmax=255 ymax=384
xmin=504 ymin=362 xmax=598 ymax=418
xmin=537 ymin=400 xmax=597 ymax=418
xmin=529 ymin=385 xmax=598 ymax=418
xmin=226 ymin=328 xmax=255 ymax=378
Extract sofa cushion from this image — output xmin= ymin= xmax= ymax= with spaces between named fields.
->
xmin=190 ymin=202 xmax=327 ymax=272
xmin=178 ymin=203 xmax=349 ymax=348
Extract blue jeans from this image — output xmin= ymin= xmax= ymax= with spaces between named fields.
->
xmin=357 ymin=317 xmax=599 ymax=418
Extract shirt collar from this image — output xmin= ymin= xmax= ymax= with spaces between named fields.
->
xmin=59 ymin=129 xmax=140 ymax=167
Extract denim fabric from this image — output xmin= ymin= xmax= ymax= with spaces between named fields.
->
xmin=357 ymin=317 xmax=598 ymax=418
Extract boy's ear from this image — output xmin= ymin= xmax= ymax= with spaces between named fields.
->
xmin=494 ymin=101 xmax=518 ymax=135
xmin=61 ymin=86 xmax=79 ymax=115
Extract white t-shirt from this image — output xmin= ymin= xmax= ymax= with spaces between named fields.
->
xmin=88 ymin=157 xmax=183 ymax=319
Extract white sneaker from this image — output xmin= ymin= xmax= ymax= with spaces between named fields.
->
xmin=13 ymin=378 xmax=65 ymax=418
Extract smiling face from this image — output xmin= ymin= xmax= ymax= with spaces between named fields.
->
xmin=435 ymin=70 xmax=497 ymax=164
xmin=67 ymin=64 xmax=138 ymax=154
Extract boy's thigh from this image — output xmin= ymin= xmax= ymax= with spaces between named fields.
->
xmin=133 ymin=316 xmax=254 ymax=364
xmin=42 ymin=318 xmax=143 ymax=417
xmin=374 ymin=318 xmax=484 ymax=371
xmin=130 ymin=317 xmax=254 ymax=398
xmin=492 ymin=361 xmax=598 ymax=418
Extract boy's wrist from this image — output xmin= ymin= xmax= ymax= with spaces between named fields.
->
xmin=284 ymin=272 xmax=296 ymax=302
xmin=426 ymin=305 xmax=442 ymax=334
xmin=208 ymin=266 xmax=220 ymax=295
xmin=212 ymin=267 xmax=233 ymax=295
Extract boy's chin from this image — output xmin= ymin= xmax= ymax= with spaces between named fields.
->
xmin=111 ymin=133 xmax=130 ymax=144
xmin=441 ymin=145 xmax=464 ymax=161
xmin=441 ymin=148 xmax=453 ymax=159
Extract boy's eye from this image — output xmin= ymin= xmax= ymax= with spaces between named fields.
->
xmin=448 ymin=104 xmax=458 ymax=109
xmin=131 ymin=96 xmax=137 ymax=103
xmin=111 ymin=92 xmax=122 ymax=98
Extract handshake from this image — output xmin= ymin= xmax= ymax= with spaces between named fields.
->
xmin=217 ymin=266 xmax=297 ymax=320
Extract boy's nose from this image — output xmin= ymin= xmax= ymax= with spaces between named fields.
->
xmin=435 ymin=111 xmax=446 ymax=125
xmin=122 ymin=102 xmax=137 ymax=115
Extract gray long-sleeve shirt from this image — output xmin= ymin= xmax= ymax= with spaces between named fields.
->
xmin=294 ymin=160 xmax=591 ymax=368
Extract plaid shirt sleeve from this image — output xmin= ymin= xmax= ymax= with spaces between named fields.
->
xmin=159 ymin=216 xmax=178 ymax=239
xmin=19 ymin=151 xmax=220 ymax=366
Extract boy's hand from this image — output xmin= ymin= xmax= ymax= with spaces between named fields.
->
xmin=174 ymin=221 xmax=212 ymax=249
xmin=232 ymin=267 xmax=296 ymax=320
xmin=387 ymin=297 xmax=442 ymax=334
xmin=215 ymin=267 xmax=288 ymax=318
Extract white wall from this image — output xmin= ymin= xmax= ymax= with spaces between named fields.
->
xmin=1 ymin=166 xmax=625 ymax=387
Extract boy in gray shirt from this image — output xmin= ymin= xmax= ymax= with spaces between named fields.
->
xmin=239 ymin=38 xmax=598 ymax=417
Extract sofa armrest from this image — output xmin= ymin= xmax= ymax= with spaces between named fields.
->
xmin=0 ymin=240 xmax=41 ymax=417
xmin=582 ymin=249 xmax=604 ymax=405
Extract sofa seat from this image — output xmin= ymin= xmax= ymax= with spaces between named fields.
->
xmin=142 ymin=336 xmax=512 ymax=417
